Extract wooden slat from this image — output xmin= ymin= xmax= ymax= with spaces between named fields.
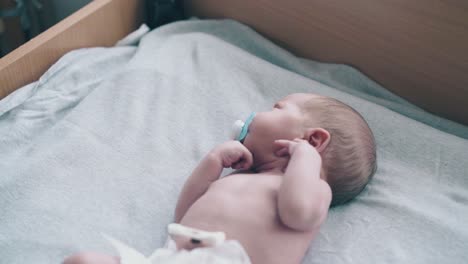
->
xmin=0 ymin=0 xmax=144 ymax=99
xmin=185 ymin=0 xmax=468 ymax=126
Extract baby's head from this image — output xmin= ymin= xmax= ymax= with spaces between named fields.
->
xmin=301 ymin=95 xmax=377 ymax=206
xmin=243 ymin=93 xmax=377 ymax=206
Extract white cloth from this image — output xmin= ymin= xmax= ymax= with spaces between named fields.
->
xmin=105 ymin=234 xmax=251 ymax=264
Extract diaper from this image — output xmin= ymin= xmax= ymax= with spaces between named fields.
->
xmin=104 ymin=226 xmax=251 ymax=264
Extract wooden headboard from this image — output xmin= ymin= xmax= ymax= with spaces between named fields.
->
xmin=184 ymin=0 xmax=468 ymax=126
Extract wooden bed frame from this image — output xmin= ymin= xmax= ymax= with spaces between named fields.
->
xmin=1 ymin=0 xmax=467 ymax=126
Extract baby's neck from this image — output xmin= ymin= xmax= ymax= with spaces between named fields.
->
xmin=253 ymin=157 xmax=289 ymax=174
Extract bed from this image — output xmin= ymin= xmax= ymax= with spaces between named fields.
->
xmin=0 ymin=0 xmax=467 ymax=263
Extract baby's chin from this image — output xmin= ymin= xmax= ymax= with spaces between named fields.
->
xmin=243 ymin=137 xmax=282 ymax=168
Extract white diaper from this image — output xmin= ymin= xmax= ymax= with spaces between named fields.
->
xmin=103 ymin=228 xmax=251 ymax=264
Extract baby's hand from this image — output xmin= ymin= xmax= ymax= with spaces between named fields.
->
xmin=211 ymin=141 xmax=253 ymax=170
xmin=274 ymin=138 xmax=320 ymax=159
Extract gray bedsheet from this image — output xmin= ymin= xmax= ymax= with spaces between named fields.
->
xmin=1 ymin=19 xmax=467 ymax=264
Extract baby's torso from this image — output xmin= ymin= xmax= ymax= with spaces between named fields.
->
xmin=179 ymin=173 xmax=318 ymax=264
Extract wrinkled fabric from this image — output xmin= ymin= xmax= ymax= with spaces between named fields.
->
xmin=1 ymin=19 xmax=467 ymax=264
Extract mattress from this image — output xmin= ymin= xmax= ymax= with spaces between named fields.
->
xmin=1 ymin=19 xmax=467 ymax=264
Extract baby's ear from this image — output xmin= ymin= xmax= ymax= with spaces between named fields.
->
xmin=305 ymin=128 xmax=331 ymax=153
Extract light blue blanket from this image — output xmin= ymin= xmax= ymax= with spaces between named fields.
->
xmin=1 ymin=19 xmax=467 ymax=264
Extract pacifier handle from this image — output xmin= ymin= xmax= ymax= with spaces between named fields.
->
xmin=231 ymin=112 xmax=256 ymax=142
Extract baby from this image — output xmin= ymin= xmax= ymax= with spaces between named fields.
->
xmin=64 ymin=93 xmax=377 ymax=264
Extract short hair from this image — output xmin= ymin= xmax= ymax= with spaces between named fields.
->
xmin=303 ymin=96 xmax=377 ymax=206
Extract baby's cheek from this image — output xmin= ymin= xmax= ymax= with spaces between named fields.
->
xmin=249 ymin=114 xmax=271 ymax=133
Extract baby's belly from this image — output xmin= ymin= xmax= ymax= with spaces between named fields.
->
xmin=179 ymin=173 xmax=316 ymax=264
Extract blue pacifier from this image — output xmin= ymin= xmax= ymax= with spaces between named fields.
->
xmin=231 ymin=112 xmax=256 ymax=142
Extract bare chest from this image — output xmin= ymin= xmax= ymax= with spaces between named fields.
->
xmin=179 ymin=173 xmax=316 ymax=264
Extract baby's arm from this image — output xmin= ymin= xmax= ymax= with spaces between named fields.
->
xmin=274 ymin=139 xmax=332 ymax=231
xmin=174 ymin=151 xmax=223 ymax=223
xmin=174 ymin=141 xmax=253 ymax=223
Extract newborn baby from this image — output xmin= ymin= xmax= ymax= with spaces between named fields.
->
xmin=64 ymin=93 xmax=377 ymax=264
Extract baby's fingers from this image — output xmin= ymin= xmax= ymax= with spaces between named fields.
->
xmin=232 ymin=158 xmax=251 ymax=170
xmin=242 ymin=149 xmax=253 ymax=167
xmin=232 ymin=148 xmax=253 ymax=170
xmin=274 ymin=139 xmax=293 ymax=147
xmin=275 ymin=147 xmax=289 ymax=157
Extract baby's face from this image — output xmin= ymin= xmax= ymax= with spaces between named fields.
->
xmin=243 ymin=93 xmax=316 ymax=166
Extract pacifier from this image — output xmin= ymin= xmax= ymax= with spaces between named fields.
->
xmin=230 ymin=112 xmax=256 ymax=142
